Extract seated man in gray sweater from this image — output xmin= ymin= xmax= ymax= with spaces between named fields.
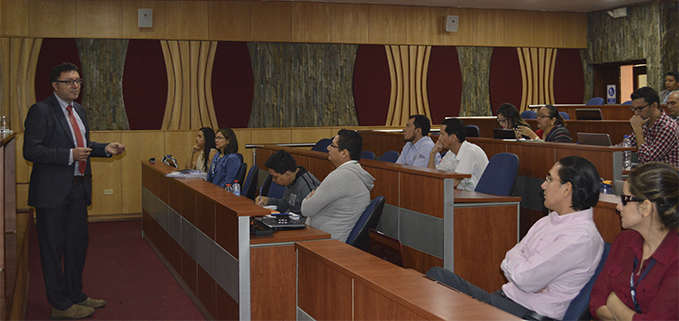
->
xmin=256 ymin=149 xmax=320 ymax=219
xmin=301 ymin=130 xmax=375 ymax=242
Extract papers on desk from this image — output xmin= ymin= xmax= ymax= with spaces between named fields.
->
xmin=165 ymin=169 xmax=207 ymax=179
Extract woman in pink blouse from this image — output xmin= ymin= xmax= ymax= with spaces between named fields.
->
xmin=589 ymin=162 xmax=678 ymax=320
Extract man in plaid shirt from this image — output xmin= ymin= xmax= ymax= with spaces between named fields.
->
xmin=625 ymin=86 xmax=679 ymax=169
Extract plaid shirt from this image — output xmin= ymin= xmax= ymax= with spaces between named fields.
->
xmin=628 ymin=110 xmax=679 ymax=169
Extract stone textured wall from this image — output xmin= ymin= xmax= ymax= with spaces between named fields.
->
xmin=458 ymin=47 xmax=493 ymax=116
xmin=77 ymin=39 xmax=130 ymax=130
xmin=247 ymin=42 xmax=359 ymax=128
xmin=585 ymin=2 xmax=678 ymax=98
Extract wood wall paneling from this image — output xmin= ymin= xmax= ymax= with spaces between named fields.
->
xmin=369 ymin=4 xmax=407 ymax=44
xmin=405 ymin=6 xmax=441 ymax=45
xmin=165 ymin=1 xmax=208 ymax=40
xmin=291 ymin=2 xmax=331 ymax=43
xmin=562 ymin=13 xmax=587 ymax=49
xmin=250 ymin=1 xmax=291 ymax=42
xmin=163 ymin=130 xmax=194 ymax=170
xmin=1 ymin=0 xmax=29 ymax=36
xmin=121 ymin=1 xmax=166 ymax=39
xmin=76 ymin=0 xmax=121 ymax=38
xmin=121 ymin=131 xmax=165 ymax=214
xmin=534 ymin=12 xmax=563 ymax=48
xmin=88 ymin=132 xmax=123 ymax=217
xmin=440 ymin=8 xmax=475 ymax=46
xmin=29 ymin=0 xmax=76 ymax=37
xmin=290 ymin=128 xmax=333 ymax=144
xmin=473 ymin=9 xmax=504 ymax=46
xmin=504 ymin=10 xmax=534 ymax=47
xmin=207 ymin=1 xmax=251 ymax=41
xmin=329 ymin=3 xmax=369 ymax=44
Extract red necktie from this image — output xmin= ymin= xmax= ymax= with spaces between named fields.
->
xmin=67 ymin=105 xmax=86 ymax=175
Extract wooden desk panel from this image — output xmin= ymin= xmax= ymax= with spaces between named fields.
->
xmin=296 ymin=240 xmax=520 ymax=320
xmin=594 ymin=194 xmax=623 ymax=244
xmin=251 ymin=245 xmax=297 ymax=321
xmin=364 ymin=166 xmax=400 ymax=207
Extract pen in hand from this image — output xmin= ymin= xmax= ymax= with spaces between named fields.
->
xmin=256 ymin=187 xmax=263 ymax=206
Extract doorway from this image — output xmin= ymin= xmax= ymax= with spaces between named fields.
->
xmin=593 ymin=60 xmax=646 ymax=104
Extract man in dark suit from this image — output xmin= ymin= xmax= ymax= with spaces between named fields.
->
xmin=23 ymin=63 xmax=126 ymax=319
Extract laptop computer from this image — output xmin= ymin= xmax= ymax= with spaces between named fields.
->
xmin=577 ymin=132 xmax=612 ymax=146
xmin=259 ymin=215 xmax=306 ymax=230
xmin=575 ymin=108 xmax=603 ymax=120
xmin=493 ymin=128 xmax=517 ymax=139
xmin=368 ymin=229 xmax=404 ymax=267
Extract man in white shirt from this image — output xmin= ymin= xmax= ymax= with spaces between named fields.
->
xmin=395 ymin=115 xmax=440 ymax=167
xmin=428 ymin=118 xmax=488 ymax=190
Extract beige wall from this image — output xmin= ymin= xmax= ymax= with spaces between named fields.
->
xmin=0 ymin=0 xmax=587 ymax=48
xmin=15 ymin=126 xmax=401 ymax=219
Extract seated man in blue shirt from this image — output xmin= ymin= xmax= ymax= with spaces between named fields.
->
xmin=395 ymin=115 xmax=440 ymax=167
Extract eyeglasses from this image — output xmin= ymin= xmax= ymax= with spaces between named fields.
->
xmin=497 ymin=118 xmax=508 ymax=123
xmin=215 ymin=136 xmax=226 ymax=140
xmin=56 ymin=78 xmax=84 ymax=86
xmin=630 ymin=103 xmax=651 ymax=112
xmin=544 ymin=175 xmax=563 ymax=184
xmin=536 ymin=115 xmax=551 ymax=119
xmin=328 ymin=143 xmax=339 ymax=149
xmin=620 ymin=194 xmax=644 ymax=206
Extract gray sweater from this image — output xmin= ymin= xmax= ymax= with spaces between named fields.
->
xmin=301 ymin=161 xmax=375 ymax=242
xmin=266 ymin=166 xmax=320 ymax=215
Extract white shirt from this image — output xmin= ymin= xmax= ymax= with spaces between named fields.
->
xmin=435 ymin=140 xmax=488 ymax=190
xmin=395 ymin=136 xmax=440 ymax=168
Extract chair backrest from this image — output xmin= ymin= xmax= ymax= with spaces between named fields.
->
xmin=475 ymin=153 xmax=519 ymax=196
xmin=379 ymin=151 xmax=399 ymax=163
xmin=236 ymin=163 xmax=247 ymax=187
xmin=242 ymin=164 xmax=259 ymax=200
xmin=562 ymin=242 xmax=611 ymax=321
xmin=622 ymin=100 xmax=633 ymax=105
xmin=586 ymin=97 xmax=605 ymax=105
xmin=264 ymin=175 xmax=285 ymax=199
xmin=466 ymin=125 xmax=480 ymax=137
xmin=311 ymin=138 xmax=332 ymax=152
xmin=521 ymin=110 xmax=536 ymax=119
xmin=361 ymin=151 xmax=376 ymax=160
xmin=346 ymin=196 xmax=386 ymax=252
xmin=559 ymin=111 xmax=570 ymax=120
xmin=236 ymin=153 xmax=244 ymax=162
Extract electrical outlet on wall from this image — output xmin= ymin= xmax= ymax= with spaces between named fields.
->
xmin=104 ymin=189 xmax=114 ymax=195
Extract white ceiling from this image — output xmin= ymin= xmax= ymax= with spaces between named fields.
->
xmin=268 ymin=0 xmax=649 ymax=13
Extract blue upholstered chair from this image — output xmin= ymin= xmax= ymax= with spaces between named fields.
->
xmin=521 ymin=110 xmax=537 ymax=119
xmin=379 ymin=151 xmax=399 ymax=163
xmin=236 ymin=163 xmax=247 ymax=188
xmin=242 ymin=164 xmax=259 ymax=200
xmin=361 ymin=151 xmax=376 ymax=160
xmin=346 ymin=196 xmax=386 ymax=252
xmin=466 ymin=125 xmax=480 ymax=137
xmin=475 ymin=153 xmax=519 ymax=196
xmin=622 ymin=100 xmax=633 ymax=105
xmin=262 ymin=175 xmax=285 ymax=199
xmin=586 ymin=97 xmax=605 ymax=105
xmin=311 ymin=138 xmax=332 ymax=152
xmin=561 ymin=242 xmax=611 ymax=320
xmin=559 ymin=111 xmax=570 ymax=120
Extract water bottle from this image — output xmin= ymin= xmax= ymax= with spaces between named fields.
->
xmin=232 ymin=180 xmax=241 ymax=196
xmin=600 ymin=180 xmax=613 ymax=194
xmin=225 ymin=184 xmax=232 ymax=193
xmin=622 ymin=135 xmax=632 ymax=171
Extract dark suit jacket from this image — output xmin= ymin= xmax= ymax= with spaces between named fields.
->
xmin=23 ymin=94 xmax=110 ymax=208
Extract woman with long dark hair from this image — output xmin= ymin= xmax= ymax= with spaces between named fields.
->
xmin=185 ymin=127 xmax=218 ymax=173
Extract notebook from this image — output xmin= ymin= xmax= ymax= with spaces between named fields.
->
xmin=575 ymin=108 xmax=603 ymax=120
xmin=493 ymin=128 xmax=517 ymax=139
xmin=259 ymin=215 xmax=306 ymax=230
xmin=368 ymin=229 xmax=404 ymax=267
xmin=577 ymin=132 xmax=612 ymax=146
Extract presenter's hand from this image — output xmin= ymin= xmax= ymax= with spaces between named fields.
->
xmin=73 ymin=147 xmax=92 ymax=161
xmin=255 ymin=196 xmax=269 ymax=206
xmin=191 ymin=145 xmax=201 ymax=153
xmin=629 ymin=115 xmax=648 ymax=130
xmin=106 ymin=142 xmax=126 ymax=155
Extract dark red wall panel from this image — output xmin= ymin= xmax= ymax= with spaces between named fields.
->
xmin=123 ymin=40 xmax=167 ymax=130
xmin=489 ymin=47 xmax=523 ymax=115
xmin=353 ymin=45 xmax=391 ymax=126
xmin=427 ymin=46 xmax=462 ymax=124
xmin=553 ymin=49 xmax=585 ymax=104
xmin=35 ymin=38 xmax=82 ymax=104
xmin=211 ymin=42 xmax=254 ymax=129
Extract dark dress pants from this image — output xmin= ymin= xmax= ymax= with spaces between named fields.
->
xmin=425 ymin=266 xmax=532 ymax=318
xmin=36 ymin=179 xmax=89 ymax=310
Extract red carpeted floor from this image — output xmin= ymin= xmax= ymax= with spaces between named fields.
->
xmin=26 ymin=220 xmax=205 ymax=320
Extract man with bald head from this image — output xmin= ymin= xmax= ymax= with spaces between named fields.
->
xmin=665 ymin=90 xmax=679 ymax=123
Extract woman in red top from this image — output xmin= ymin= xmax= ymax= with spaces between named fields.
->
xmin=589 ymin=162 xmax=678 ymax=320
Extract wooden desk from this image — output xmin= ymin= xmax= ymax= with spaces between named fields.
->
xmin=141 ymin=161 xmax=330 ymax=320
xmin=593 ymin=194 xmax=623 ymax=244
xmin=296 ymin=240 xmax=520 ymax=320
xmin=255 ymin=145 xmax=520 ymax=292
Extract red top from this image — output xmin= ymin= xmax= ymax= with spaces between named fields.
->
xmin=589 ymin=230 xmax=678 ymax=320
